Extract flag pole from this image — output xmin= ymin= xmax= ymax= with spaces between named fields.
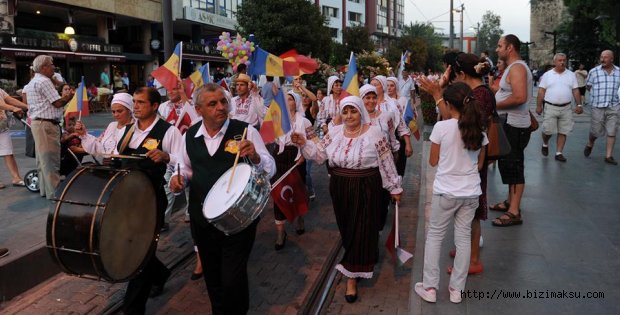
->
xmin=78 ymin=76 xmax=84 ymax=121
xmin=271 ymin=158 xmax=303 ymax=190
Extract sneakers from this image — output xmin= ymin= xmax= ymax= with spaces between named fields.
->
xmin=414 ymin=282 xmax=436 ymax=303
xmin=584 ymin=145 xmax=592 ymax=157
xmin=555 ymin=153 xmax=567 ymax=162
xmin=605 ymin=156 xmax=618 ymax=165
xmin=309 ymin=191 xmax=316 ymax=201
xmin=541 ymin=145 xmax=549 ymax=156
xmin=449 ymin=287 xmax=462 ymax=303
xmin=0 ymin=248 xmax=9 ymax=258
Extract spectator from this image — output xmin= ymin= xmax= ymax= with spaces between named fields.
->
xmin=146 ymin=75 xmax=155 ymax=88
xmin=28 ymin=55 xmax=74 ymax=199
xmin=583 ymin=50 xmax=620 ymax=165
xmin=0 ymin=88 xmax=29 ymax=188
xmin=575 ymin=64 xmax=588 ymax=103
xmin=113 ymin=70 xmax=123 ymax=92
xmin=100 ymin=67 xmax=110 ymax=87
xmin=489 ymin=34 xmax=533 ymax=227
xmin=121 ymin=72 xmax=130 ymax=90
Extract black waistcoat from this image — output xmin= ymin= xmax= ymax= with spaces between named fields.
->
xmin=186 ymin=119 xmax=248 ymax=228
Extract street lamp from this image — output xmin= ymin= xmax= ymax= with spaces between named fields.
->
xmin=469 ymin=22 xmax=481 ymax=55
xmin=522 ymin=41 xmax=535 ymax=65
xmin=542 ymin=30 xmax=558 ymax=55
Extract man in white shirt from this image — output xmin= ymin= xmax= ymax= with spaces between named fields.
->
xmin=170 ymin=83 xmax=275 ymax=315
xmin=398 ymin=69 xmax=415 ymax=103
xmin=158 ymin=81 xmax=200 ymax=228
xmin=230 ymin=73 xmax=265 ymax=128
xmin=536 ymin=53 xmax=583 ymax=162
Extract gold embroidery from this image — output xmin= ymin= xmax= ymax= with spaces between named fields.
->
xmin=224 ymin=139 xmax=239 ymax=154
xmin=142 ymin=138 xmax=160 ymax=151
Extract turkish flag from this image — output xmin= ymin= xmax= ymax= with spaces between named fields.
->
xmin=271 ymin=168 xmax=309 ymax=222
xmin=165 ymin=105 xmax=193 ymax=135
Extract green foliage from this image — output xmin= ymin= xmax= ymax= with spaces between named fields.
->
xmin=385 ymin=22 xmax=444 ymax=72
xmin=557 ymin=0 xmax=619 ymax=68
xmin=343 ymin=25 xmax=375 ymax=54
xmin=357 ymin=51 xmax=391 ymax=77
xmin=477 ymin=11 xmax=503 ymax=61
xmin=419 ymin=90 xmax=437 ymax=126
xmin=235 ymin=0 xmax=332 ymax=61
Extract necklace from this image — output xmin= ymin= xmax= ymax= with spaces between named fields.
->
xmin=344 ymin=125 xmax=362 ymax=136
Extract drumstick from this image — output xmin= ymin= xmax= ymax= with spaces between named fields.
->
xmin=226 ymin=127 xmax=248 ymax=193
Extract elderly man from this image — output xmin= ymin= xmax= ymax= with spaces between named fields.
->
xmin=170 ymin=83 xmax=275 ymax=315
xmin=536 ymin=53 xmax=583 ymax=162
xmin=27 ymin=55 xmax=74 ymax=199
xmin=230 ymin=73 xmax=265 ymax=129
xmin=118 ymin=87 xmax=183 ymax=314
xmin=583 ymin=50 xmax=620 ymax=165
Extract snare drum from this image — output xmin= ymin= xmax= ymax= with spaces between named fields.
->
xmin=46 ymin=166 xmax=158 ymax=282
xmin=203 ymin=163 xmax=271 ymax=235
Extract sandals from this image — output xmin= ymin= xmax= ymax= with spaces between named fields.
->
xmin=492 ymin=211 xmax=523 ymax=227
xmin=0 ymin=182 xmax=5 ymax=189
xmin=12 ymin=180 xmax=26 ymax=187
xmin=489 ymin=200 xmax=510 ymax=211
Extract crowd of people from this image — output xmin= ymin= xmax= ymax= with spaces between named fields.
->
xmin=1 ymin=32 xmax=619 ymax=313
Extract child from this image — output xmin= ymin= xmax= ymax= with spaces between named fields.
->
xmin=414 ymin=82 xmax=488 ymax=304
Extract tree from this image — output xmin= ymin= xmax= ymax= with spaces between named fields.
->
xmin=385 ymin=22 xmax=443 ymax=72
xmin=342 ymin=25 xmax=375 ymax=54
xmin=477 ymin=11 xmax=503 ymax=61
xmin=236 ymin=0 xmax=332 ymax=61
xmin=557 ymin=0 xmax=619 ymax=68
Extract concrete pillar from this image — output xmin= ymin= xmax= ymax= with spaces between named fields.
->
xmin=143 ymin=21 xmax=156 ymax=82
xmin=97 ymin=16 xmax=108 ymax=43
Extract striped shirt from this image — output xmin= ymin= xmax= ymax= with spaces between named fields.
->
xmin=586 ymin=65 xmax=620 ymax=108
xmin=27 ymin=73 xmax=63 ymax=120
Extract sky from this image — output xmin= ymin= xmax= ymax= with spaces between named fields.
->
xmin=403 ymin=0 xmax=531 ymax=42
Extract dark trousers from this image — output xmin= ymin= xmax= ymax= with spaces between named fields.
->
xmin=396 ymin=137 xmax=407 ymax=176
xmin=193 ymin=218 xmax=259 ymax=315
xmin=123 ymin=256 xmax=170 ymax=315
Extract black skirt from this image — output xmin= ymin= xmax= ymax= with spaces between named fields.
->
xmin=329 ymin=167 xmax=382 ymax=278
xmin=271 ymin=145 xmax=306 ymax=221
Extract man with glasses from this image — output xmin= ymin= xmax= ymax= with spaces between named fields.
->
xmin=230 ymin=73 xmax=265 ymax=129
xmin=27 ymin=55 xmax=74 ymax=199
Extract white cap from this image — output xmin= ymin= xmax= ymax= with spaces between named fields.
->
xmin=111 ymin=92 xmax=133 ymax=111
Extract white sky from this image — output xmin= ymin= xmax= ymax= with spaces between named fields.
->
xmin=403 ymin=0 xmax=531 ymax=42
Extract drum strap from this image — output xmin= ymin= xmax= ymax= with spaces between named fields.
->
xmin=117 ymin=124 xmax=136 ymax=154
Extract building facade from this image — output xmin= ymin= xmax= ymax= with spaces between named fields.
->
xmin=530 ymin=0 xmax=567 ymax=69
xmin=0 ymin=0 xmax=241 ymax=94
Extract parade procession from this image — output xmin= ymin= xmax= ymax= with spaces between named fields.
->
xmin=1 ymin=1 xmax=619 ymax=315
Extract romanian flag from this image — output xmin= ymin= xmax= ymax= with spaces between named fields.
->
xmin=249 ymin=47 xmax=299 ymax=77
xmin=189 ymin=63 xmax=210 ymax=90
xmin=404 ymin=99 xmax=421 ymax=141
xmin=64 ymin=76 xmax=89 ymax=124
xmin=340 ymin=52 xmax=359 ymax=98
xmin=151 ymin=42 xmax=182 ymax=92
xmin=259 ymin=88 xmax=291 ymax=144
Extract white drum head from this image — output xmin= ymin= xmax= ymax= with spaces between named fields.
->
xmin=203 ymin=163 xmax=252 ymax=219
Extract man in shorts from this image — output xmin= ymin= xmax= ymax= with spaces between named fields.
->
xmin=583 ymin=50 xmax=620 ymax=165
xmin=536 ymin=53 xmax=583 ymax=162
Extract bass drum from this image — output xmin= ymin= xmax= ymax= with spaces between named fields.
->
xmin=46 ymin=166 xmax=158 ymax=282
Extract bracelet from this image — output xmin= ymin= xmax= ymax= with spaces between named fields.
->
xmin=577 ymin=104 xmax=583 ymax=107
xmin=435 ymin=98 xmax=444 ymax=106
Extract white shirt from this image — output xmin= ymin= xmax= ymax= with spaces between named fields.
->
xmin=398 ymin=77 xmax=414 ymax=101
xmin=27 ymin=73 xmax=63 ymax=120
xmin=177 ymin=119 xmax=275 ymax=181
xmin=158 ymin=100 xmax=202 ymax=130
xmin=80 ymin=121 xmax=129 ymax=155
xmin=539 ymin=69 xmax=578 ymax=104
xmin=430 ymin=119 xmax=488 ymax=197
xmin=231 ymin=91 xmax=266 ymax=126
xmin=121 ymin=118 xmax=183 ymax=169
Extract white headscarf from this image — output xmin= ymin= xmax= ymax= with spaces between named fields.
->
xmin=340 ymin=96 xmax=370 ymax=125
xmin=386 ymin=76 xmax=399 ymax=96
xmin=327 ymin=75 xmax=342 ymax=96
xmin=359 ymin=84 xmax=377 ymax=99
xmin=372 ymin=75 xmax=388 ymax=95
xmin=111 ymin=92 xmax=133 ymax=112
xmin=287 ymin=90 xmax=305 ymax=116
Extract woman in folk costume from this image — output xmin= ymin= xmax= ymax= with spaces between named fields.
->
xmin=387 ymin=76 xmax=415 ymax=176
xmin=317 ymin=75 xmax=343 ymax=134
xmin=271 ymin=90 xmax=316 ymax=250
xmin=370 ymin=75 xmax=412 ymax=161
xmin=291 ymin=96 xmax=402 ymax=303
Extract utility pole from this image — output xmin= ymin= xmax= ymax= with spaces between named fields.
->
xmin=543 ymin=31 xmax=557 ymax=55
xmin=459 ymin=4 xmax=464 ymax=51
xmin=449 ymin=0 xmax=454 ymax=49
xmin=162 ymin=0 xmax=173 ymax=59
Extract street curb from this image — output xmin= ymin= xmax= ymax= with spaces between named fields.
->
xmin=409 ymin=140 xmax=430 ymax=314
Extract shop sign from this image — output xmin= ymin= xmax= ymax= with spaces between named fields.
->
xmin=0 ymin=33 xmax=123 ymax=55
xmin=183 ymin=6 xmax=236 ymax=30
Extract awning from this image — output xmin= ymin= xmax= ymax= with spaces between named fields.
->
xmin=1 ymin=47 xmax=126 ymax=62
xmin=184 ymin=53 xmax=227 ymax=63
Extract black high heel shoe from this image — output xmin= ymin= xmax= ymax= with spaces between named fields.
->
xmin=275 ymin=232 xmax=287 ymax=251
xmin=295 ymin=217 xmax=305 ymax=235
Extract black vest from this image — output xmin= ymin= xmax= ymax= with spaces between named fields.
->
xmin=117 ymin=119 xmax=172 ymax=224
xmin=186 ymin=119 xmax=248 ymax=228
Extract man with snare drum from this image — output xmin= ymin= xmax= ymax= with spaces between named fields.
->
xmin=170 ymin=83 xmax=275 ymax=315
